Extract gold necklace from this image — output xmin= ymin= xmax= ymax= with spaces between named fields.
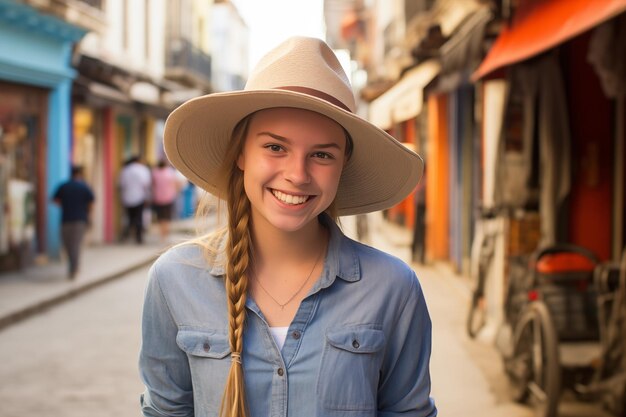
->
xmin=253 ymin=247 xmax=324 ymax=310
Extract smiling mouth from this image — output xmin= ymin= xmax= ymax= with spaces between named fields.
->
xmin=271 ymin=189 xmax=311 ymax=205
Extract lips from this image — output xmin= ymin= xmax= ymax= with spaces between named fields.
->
xmin=271 ymin=189 xmax=311 ymax=205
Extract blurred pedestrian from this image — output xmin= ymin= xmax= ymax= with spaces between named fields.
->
xmin=52 ymin=165 xmax=94 ymax=279
xmin=151 ymin=159 xmax=180 ymax=242
xmin=119 ymin=155 xmax=151 ymax=244
xmin=139 ymin=37 xmax=436 ymax=417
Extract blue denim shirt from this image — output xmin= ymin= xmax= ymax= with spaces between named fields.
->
xmin=139 ymin=217 xmax=437 ymax=417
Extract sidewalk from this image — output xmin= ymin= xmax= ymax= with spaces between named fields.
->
xmin=0 ymin=219 xmax=198 ymax=331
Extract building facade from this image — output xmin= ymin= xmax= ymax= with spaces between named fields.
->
xmin=0 ymin=0 xmax=249 ymax=271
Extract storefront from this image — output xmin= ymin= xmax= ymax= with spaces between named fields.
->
xmin=473 ymin=0 xmax=626 ymax=261
xmin=0 ymin=2 xmax=85 ymax=270
xmin=368 ymin=60 xmax=440 ymax=231
xmin=0 ymin=83 xmax=47 ymax=269
xmin=469 ymin=0 xmax=626 ymax=344
xmin=72 ymin=52 xmax=173 ymax=243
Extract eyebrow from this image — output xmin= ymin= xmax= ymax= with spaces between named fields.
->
xmin=257 ymin=131 xmax=343 ymax=150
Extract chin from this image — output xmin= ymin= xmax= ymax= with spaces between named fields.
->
xmin=262 ymin=208 xmax=325 ymax=233
xmin=268 ymin=217 xmax=314 ymax=233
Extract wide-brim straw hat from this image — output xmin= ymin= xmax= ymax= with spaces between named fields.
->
xmin=164 ymin=36 xmax=424 ymax=216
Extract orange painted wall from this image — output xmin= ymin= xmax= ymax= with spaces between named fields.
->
xmin=404 ymin=119 xmax=416 ymax=230
xmin=386 ymin=120 xmax=417 ymax=228
xmin=426 ymin=94 xmax=450 ymax=260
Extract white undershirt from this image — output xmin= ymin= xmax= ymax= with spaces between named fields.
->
xmin=269 ymin=326 xmax=289 ymax=350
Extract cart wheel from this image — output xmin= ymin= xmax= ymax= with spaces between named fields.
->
xmin=505 ymin=301 xmax=561 ymax=417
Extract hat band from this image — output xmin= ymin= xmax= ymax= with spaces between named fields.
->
xmin=276 ymin=86 xmax=352 ymax=113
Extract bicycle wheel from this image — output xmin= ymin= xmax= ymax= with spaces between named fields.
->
xmin=466 ymin=229 xmax=495 ymax=339
xmin=505 ymin=301 xmax=561 ymax=417
xmin=466 ymin=290 xmax=487 ymax=338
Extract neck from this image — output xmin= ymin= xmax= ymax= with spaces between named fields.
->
xmin=250 ymin=216 xmax=327 ymax=265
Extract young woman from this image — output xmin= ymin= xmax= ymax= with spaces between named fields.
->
xmin=139 ymin=36 xmax=437 ymax=417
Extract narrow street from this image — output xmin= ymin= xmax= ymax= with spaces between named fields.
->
xmin=1 ymin=1 xmax=623 ymax=416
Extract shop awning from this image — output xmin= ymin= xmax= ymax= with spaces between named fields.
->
xmin=472 ymin=0 xmax=626 ymax=81
xmin=436 ymin=5 xmax=492 ymax=91
xmin=369 ymin=60 xmax=440 ymax=130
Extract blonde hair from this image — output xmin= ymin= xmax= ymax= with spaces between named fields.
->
xmin=187 ymin=111 xmax=353 ymax=417
xmin=218 ymin=117 xmax=252 ymax=417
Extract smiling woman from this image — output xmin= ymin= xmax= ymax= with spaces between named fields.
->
xmin=139 ymin=37 xmax=437 ymax=417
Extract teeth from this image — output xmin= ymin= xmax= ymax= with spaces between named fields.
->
xmin=272 ymin=190 xmax=309 ymax=205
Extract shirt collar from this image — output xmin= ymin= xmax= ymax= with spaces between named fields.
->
xmin=208 ymin=213 xmax=361 ymax=284
xmin=208 ymin=233 xmax=227 ymax=276
xmin=318 ymin=213 xmax=361 ymax=285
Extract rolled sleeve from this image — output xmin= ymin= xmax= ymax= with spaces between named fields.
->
xmin=378 ymin=270 xmax=437 ymax=417
xmin=139 ymin=263 xmax=194 ymax=417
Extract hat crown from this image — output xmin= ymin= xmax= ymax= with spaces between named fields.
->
xmin=245 ymin=37 xmax=356 ymax=113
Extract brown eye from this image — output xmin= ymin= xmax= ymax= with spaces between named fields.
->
xmin=312 ymin=152 xmax=334 ymax=160
xmin=265 ymin=144 xmax=283 ymax=152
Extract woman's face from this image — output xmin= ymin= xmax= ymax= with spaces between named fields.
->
xmin=237 ymin=107 xmax=347 ymax=234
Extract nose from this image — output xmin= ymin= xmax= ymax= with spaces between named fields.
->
xmin=284 ymin=155 xmax=311 ymax=185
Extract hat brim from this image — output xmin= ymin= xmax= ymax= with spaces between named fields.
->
xmin=164 ymin=89 xmax=423 ymax=216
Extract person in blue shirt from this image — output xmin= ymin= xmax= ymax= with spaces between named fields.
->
xmin=52 ymin=165 xmax=94 ymax=279
xmin=139 ymin=37 xmax=437 ymax=417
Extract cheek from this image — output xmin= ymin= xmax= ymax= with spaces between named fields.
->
xmin=322 ymin=166 xmax=344 ymax=193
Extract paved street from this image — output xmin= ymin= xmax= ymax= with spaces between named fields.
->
xmin=416 ymin=263 xmax=533 ymax=417
xmin=0 ymin=266 xmax=149 ymax=417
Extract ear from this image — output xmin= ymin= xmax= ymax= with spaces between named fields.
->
xmin=236 ymin=151 xmax=245 ymax=171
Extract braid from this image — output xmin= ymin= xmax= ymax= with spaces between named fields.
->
xmin=226 ymin=170 xmax=250 ymax=350
xmin=220 ymin=121 xmax=252 ymax=417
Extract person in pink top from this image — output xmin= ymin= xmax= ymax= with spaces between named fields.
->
xmin=151 ymin=160 xmax=180 ymax=241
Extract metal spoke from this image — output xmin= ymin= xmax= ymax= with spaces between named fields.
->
xmin=532 ymin=315 xmax=544 ymax=387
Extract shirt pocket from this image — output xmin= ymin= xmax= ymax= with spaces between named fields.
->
xmin=176 ymin=329 xmax=231 ymax=415
xmin=318 ymin=325 xmax=385 ymax=413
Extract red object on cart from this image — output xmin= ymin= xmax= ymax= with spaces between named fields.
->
xmin=536 ymin=253 xmax=596 ymax=274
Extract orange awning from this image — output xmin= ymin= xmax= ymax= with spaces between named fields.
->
xmin=472 ymin=0 xmax=626 ymax=80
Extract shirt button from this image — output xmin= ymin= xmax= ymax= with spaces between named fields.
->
xmin=352 ymin=340 xmax=360 ymax=349
xmin=277 ymin=368 xmax=284 ymax=376
xmin=203 ymin=342 xmax=210 ymax=352
xmin=292 ymin=331 xmax=301 ymax=340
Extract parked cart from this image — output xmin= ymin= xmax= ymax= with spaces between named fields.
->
xmin=498 ymin=244 xmax=626 ymax=417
